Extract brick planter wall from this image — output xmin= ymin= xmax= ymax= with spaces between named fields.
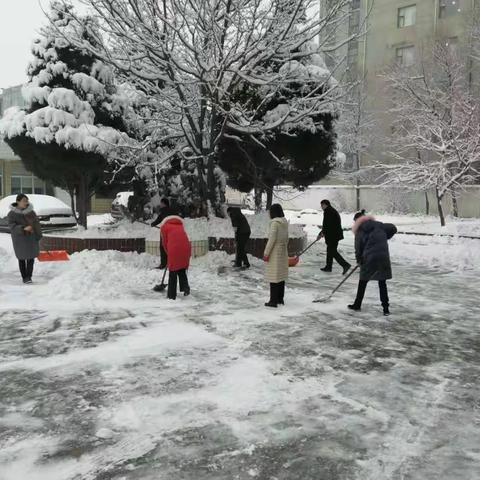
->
xmin=40 ymin=235 xmax=145 ymax=254
xmin=208 ymin=236 xmax=306 ymax=259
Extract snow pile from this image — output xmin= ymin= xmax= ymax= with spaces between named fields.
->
xmin=87 ymin=213 xmax=115 ymax=227
xmin=48 ymin=222 xmax=149 ymax=239
xmin=208 ymin=213 xmax=304 ymax=239
xmin=49 ymin=214 xmax=304 ymax=240
xmin=390 ymin=235 xmax=480 ymax=272
xmin=37 ymin=250 xmax=159 ymax=300
xmin=184 ymin=217 xmax=208 ymax=241
xmin=33 ymin=250 xmax=235 ymax=302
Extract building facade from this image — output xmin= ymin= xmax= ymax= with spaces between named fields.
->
xmin=321 ymin=0 xmax=478 ymax=169
xmin=0 ymin=85 xmax=51 ymax=199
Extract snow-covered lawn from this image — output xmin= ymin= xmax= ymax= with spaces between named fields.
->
xmin=0 ymin=225 xmax=479 ymax=479
xmin=285 ymin=210 xmax=480 ymax=238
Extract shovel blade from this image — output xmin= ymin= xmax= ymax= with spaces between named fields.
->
xmin=153 ymin=284 xmax=167 ymax=292
xmin=313 ymin=295 xmax=331 ymax=303
xmin=38 ymin=250 xmax=70 ymax=262
xmin=288 ymin=256 xmax=299 ymax=267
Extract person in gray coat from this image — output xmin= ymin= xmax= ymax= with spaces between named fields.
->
xmin=348 ymin=210 xmax=397 ymax=316
xmin=8 ymin=194 xmax=43 ymax=284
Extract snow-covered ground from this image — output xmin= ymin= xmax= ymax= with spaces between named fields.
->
xmin=0 ymin=215 xmax=479 ymax=479
xmin=286 ymin=210 xmax=480 ymax=238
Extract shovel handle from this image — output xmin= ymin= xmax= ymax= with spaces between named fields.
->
xmin=296 ymin=237 xmax=321 ymax=258
xmin=327 ymin=264 xmax=359 ymax=299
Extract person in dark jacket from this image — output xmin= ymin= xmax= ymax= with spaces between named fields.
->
xmin=7 ymin=194 xmax=43 ymax=284
xmin=151 ymin=198 xmax=176 ymax=269
xmin=318 ymin=199 xmax=351 ymax=274
xmin=349 ymin=210 xmax=397 ymax=316
xmin=227 ymin=207 xmax=251 ymax=269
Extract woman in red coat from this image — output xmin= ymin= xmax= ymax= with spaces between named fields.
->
xmin=160 ymin=215 xmax=192 ymax=299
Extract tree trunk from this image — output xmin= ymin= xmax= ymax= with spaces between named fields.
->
xmin=206 ymin=155 xmax=226 ymax=217
xmin=76 ymin=175 xmax=89 ymax=228
xmin=69 ymin=187 xmax=79 ymax=224
xmin=266 ymin=187 xmax=274 ymax=210
xmin=195 ymin=157 xmax=209 ymax=217
xmin=451 ymin=190 xmax=459 ymax=218
xmin=355 ymin=178 xmax=361 ymax=211
xmin=436 ymin=188 xmax=446 ymax=227
xmin=254 ymin=185 xmax=263 ymax=212
xmin=424 ymin=191 xmax=430 ymax=216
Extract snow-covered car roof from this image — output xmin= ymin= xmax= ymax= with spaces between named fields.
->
xmin=0 ymin=194 xmax=72 ymax=218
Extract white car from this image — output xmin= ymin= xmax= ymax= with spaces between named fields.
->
xmin=0 ymin=194 xmax=77 ymax=232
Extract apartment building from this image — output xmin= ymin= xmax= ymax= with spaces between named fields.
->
xmin=321 ymin=0 xmax=478 ymax=169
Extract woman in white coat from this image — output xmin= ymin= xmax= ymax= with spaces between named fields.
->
xmin=263 ymin=204 xmax=289 ymax=308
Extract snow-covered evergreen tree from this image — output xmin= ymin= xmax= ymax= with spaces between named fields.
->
xmin=0 ymin=1 xmax=132 ymax=227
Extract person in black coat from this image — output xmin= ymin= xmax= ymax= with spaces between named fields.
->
xmin=318 ymin=199 xmax=351 ymax=274
xmin=349 ymin=210 xmax=397 ymax=316
xmin=151 ymin=198 xmax=176 ymax=269
xmin=227 ymin=207 xmax=251 ymax=269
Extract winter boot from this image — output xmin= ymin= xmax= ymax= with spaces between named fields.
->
xmin=264 ymin=302 xmax=278 ymax=308
xmin=348 ymin=303 xmax=361 ymax=311
xmin=321 ymin=267 xmax=332 ymax=272
xmin=184 ymin=287 xmax=191 ymax=297
xmin=383 ymin=305 xmax=390 ymax=316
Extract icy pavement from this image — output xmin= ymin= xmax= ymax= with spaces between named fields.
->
xmin=0 ymin=232 xmax=480 ymax=479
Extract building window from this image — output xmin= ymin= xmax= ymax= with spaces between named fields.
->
xmin=396 ymin=45 xmax=416 ymax=66
xmin=10 ymin=175 xmax=46 ymax=195
xmin=398 ymin=5 xmax=416 ymax=28
xmin=439 ymin=0 xmax=462 ymax=18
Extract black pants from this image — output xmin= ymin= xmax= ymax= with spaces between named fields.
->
xmin=235 ymin=234 xmax=250 ymax=267
xmin=18 ymin=259 xmax=35 ymax=280
xmin=160 ymin=240 xmax=168 ymax=268
xmin=269 ymin=281 xmax=285 ymax=305
xmin=354 ymin=279 xmax=389 ymax=308
xmin=167 ymin=269 xmax=189 ymax=300
xmin=325 ymin=241 xmax=349 ymax=270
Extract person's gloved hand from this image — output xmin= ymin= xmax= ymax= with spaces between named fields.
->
xmin=263 ymin=256 xmax=269 ymax=262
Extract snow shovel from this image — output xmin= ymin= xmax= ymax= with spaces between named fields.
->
xmin=153 ymin=268 xmax=168 ymax=292
xmin=288 ymin=237 xmax=321 ymax=267
xmin=313 ymin=265 xmax=359 ymax=303
xmin=38 ymin=250 xmax=70 ymax=262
